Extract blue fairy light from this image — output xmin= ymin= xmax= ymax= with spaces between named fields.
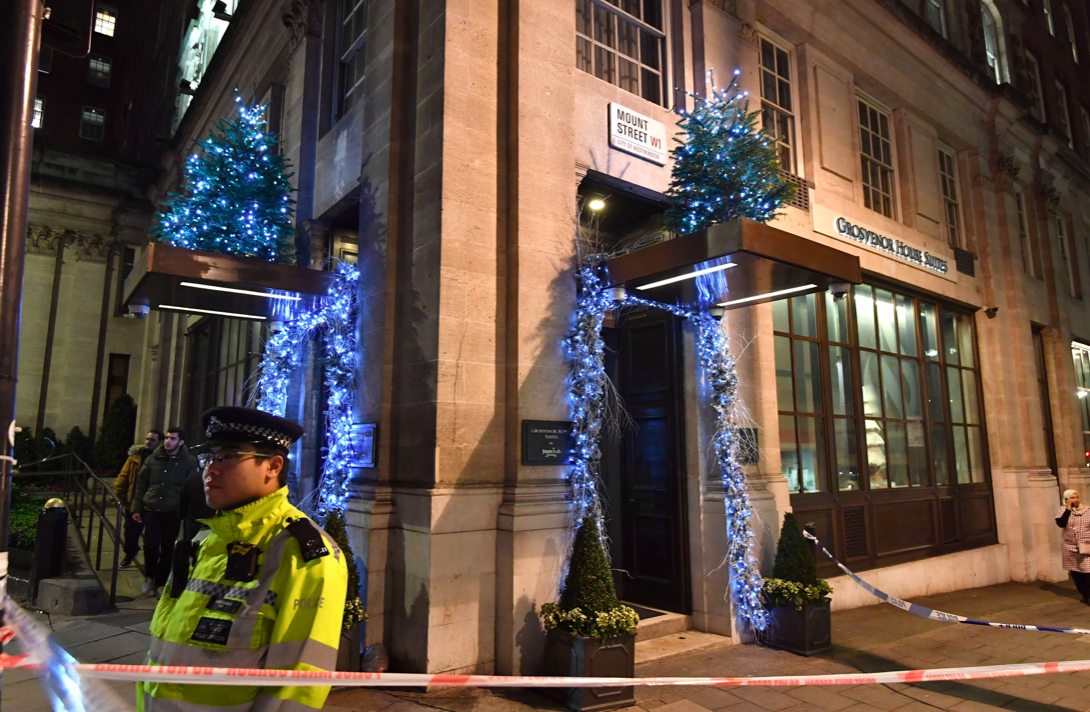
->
xmin=257 ymin=262 xmax=361 ymax=518
xmin=154 ymin=95 xmax=296 ymax=264
xmin=566 ymin=266 xmax=768 ymax=634
xmin=663 ymin=69 xmax=795 ymax=235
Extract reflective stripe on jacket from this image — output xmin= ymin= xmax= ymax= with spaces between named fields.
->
xmin=136 ymin=487 xmax=348 ymax=712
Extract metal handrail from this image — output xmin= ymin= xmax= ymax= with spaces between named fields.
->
xmin=16 ymin=452 xmax=124 ymax=607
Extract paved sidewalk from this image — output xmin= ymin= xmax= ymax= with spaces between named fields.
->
xmin=8 ymin=579 xmax=1090 ymax=711
xmin=328 ymin=580 xmax=1090 ymax=712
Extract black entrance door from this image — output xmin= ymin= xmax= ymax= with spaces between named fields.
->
xmin=602 ymin=311 xmax=690 ymax=613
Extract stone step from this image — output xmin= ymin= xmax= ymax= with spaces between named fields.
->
xmin=625 ymin=603 xmax=691 ymax=642
xmin=635 ymin=630 xmax=732 ymax=664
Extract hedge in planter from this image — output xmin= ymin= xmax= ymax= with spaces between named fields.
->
xmin=323 ymin=509 xmax=367 ymax=671
xmin=762 ymin=513 xmax=833 ymax=656
xmin=543 ymin=516 xmax=639 ymax=712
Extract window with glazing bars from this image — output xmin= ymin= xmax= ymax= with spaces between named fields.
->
xmin=938 ymin=148 xmax=961 ymax=248
xmin=80 ymin=107 xmax=104 ymax=141
xmin=1082 ymin=106 xmax=1090 ymax=158
xmin=759 ymin=37 xmax=795 ymax=174
xmin=858 ymin=98 xmax=895 ymax=218
xmin=87 ymin=55 xmax=111 ymax=88
xmin=1014 ymin=190 xmax=1036 ymax=277
xmin=1064 ymin=4 xmax=1079 ymax=63
xmin=1056 ymin=213 xmax=1081 ymax=298
xmin=1056 ymin=81 xmax=1073 ymax=147
xmin=1025 ymin=51 xmax=1045 ymax=121
xmin=576 ymin=0 xmax=665 ymax=105
xmin=773 ymin=285 xmax=987 ymax=493
xmin=926 ymin=0 xmax=946 ymax=36
xmin=982 ymin=2 xmax=1002 ymax=83
xmin=1073 ymin=342 xmax=1090 ymax=466
xmin=340 ymin=0 xmax=367 ymax=115
xmin=94 ymin=6 xmax=116 ymax=36
xmin=32 ymin=97 xmax=43 ymax=129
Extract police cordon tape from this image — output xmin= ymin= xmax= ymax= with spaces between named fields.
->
xmin=5 ymin=660 xmax=1090 ymax=687
xmin=803 ymin=530 xmax=1090 ymax=635
xmin=7 ymin=540 xmax=1090 ymax=696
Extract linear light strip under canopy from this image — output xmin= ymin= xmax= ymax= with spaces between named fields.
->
xmin=179 ymin=281 xmax=301 ymax=301
xmin=159 ymin=304 xmax=268 ymax=321
xmin=717 ymin=283 xmax=818 ymax=308
xmin=635 ymin=262 xmax=737 ymax=291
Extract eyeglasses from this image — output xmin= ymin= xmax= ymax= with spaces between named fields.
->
xmin=197 ymin=450 xmax=276 ymax=469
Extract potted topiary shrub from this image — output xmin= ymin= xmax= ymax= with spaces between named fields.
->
xmin=322 ymin=509 xmax=367 ymax=671
xmin=762 ymin=513 xmax=833 ymax=656
xmin=543 ymin=516 xmax=639 ymax=712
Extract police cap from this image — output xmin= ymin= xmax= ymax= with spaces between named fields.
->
xmin=197 ymin=406 xmax=304 ymax=453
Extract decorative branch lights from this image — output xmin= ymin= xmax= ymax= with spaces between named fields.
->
xmin=257 ymin=262 xmax=360 ymax=517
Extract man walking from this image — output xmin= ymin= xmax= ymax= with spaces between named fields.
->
xmin=132 ymin=427 xmax=198 ymax=597
xmin=112 ymin=429 xmax=163 ymax=568
xmin=137 ymin=406 xmax=347 ymax=712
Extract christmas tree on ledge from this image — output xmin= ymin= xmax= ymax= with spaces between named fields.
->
xmin=665 ymin=70 xmax=796 ymax=235
xmin=157 ymin=96 xmax=297 ymax=264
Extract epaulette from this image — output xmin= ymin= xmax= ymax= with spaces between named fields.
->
xmin=284 ymin=517 xmax=331 ymax=562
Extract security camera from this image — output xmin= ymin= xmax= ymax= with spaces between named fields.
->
xmin=269 ymin=320 xmax=285 ymax=334
xmin=127 ymin=303 xmax=150 ymax=319
xmin=828 ymin=282 xmax=851 ymax=301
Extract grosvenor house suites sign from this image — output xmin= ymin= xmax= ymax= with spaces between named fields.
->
xmin=813 ymin=204 xmax=955 ymax=282
xmin=608 ymin=102 xmax=668 ymax=165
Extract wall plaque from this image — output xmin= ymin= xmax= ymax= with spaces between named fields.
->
xmin=521 ymin=420 xmax=574 ymax=466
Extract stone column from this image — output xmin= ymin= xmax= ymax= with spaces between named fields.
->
xmin=302 ymin=219 xmax=330 ymax=270
xmin=281 ymin=0 xmax=323 ymax=267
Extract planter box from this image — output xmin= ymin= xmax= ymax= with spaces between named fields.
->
xmin=544 ymin=629 xmax=635 ymax=712
xmin=767 ymin=600 xmax=832 ymax=656
xmin=336 ymin=625 xmax=361 ymax=672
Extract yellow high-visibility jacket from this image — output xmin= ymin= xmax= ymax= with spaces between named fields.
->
xmin=137 ymin=487 xmax=348 ymax=712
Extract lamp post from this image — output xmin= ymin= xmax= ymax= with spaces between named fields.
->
xmin=0 ymin=0 xmax=42 ymax=556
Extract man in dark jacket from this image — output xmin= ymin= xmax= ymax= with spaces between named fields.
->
xmin=132 ymin=427 xmax=198 ymax=597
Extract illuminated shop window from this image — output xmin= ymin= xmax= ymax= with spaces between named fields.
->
xmin=774 ymin=285 xmax=986 ymax=493
xmin=1072 ymin=342 xmax=1090 ymax=466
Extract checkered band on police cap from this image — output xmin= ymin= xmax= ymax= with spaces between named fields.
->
xmin=206 ymin=416 xmax=293 ymax=449
xmin=199 ymin=406 xmax=304 ymax=452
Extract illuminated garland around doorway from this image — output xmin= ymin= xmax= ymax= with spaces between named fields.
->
xmin=565 ymin=281 xmax=769 ymax=633
xmin=257 ymin=262 xmax=360 ymax=518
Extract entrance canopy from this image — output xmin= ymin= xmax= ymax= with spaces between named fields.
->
xmin=122 ymin=243 xmax=335 ymax=321
xmin=602 ymin=218 xmax=861 ymax=310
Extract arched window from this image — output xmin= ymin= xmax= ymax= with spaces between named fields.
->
xmin=981 ymin=1 xmax=1008 ymax=84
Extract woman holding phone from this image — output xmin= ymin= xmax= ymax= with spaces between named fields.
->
xmin=1057 ymin=490 xmax=1090 ymax=604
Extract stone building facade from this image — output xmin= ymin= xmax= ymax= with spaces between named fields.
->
xmin=146 ymin=0 xmax=1090 ymax=677
xmin=22 ymin=0 xmax=185 ymax=443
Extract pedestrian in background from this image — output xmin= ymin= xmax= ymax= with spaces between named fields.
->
xmin=112 ymin=429 xmax=163 ymax=568
xmin=132 ymin=427 xmax=198 ymax=597
xmin=1056 ymin=489 xmax=1090 ymax=604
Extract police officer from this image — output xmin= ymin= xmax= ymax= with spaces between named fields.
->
xmin=138 ymin=406 xmax=348 ymax=712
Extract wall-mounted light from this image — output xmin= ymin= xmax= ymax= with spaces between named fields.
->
xmin=159 ymin=304 xmax=267 ymax=320
xmin=718 ymin=284 xmax=817 ymax=308
xmin=180 ymin=281 xmax=301 ymax=301
xmin=636 ymin=262 xmax=736 ymax=291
